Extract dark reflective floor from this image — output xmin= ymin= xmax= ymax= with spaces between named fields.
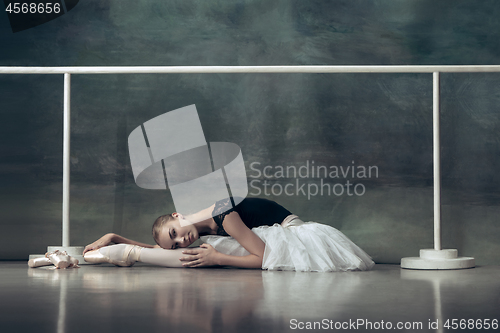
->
xmin=0 ymin=262 xmax=498 ymax=333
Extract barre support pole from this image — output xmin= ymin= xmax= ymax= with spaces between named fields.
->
xmin=401 ymin=72 xmax=474 ymax=270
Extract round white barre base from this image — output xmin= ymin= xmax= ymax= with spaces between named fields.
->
xmin=29 ymin=246 xmax=95 ymax=265
xmin=401 ymin=249 xmax=475 ymax=270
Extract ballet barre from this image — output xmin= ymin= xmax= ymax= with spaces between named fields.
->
xmin=1 ymin=65 xmax=492 ymax=268
xmin=0 ymin=65 xmax=500 ymax=74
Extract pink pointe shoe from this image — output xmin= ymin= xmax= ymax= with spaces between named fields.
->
xmin=84 ymin=244 xmax=141 ymax=267
xmin=28 ymin=257 xmax=52 ymax=268
xmin=28 ymin=250 xmax=79 ymax=269
xmin=46 ymin=250 xmax=79 ymax=269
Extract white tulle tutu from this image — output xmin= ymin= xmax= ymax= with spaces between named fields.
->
xmin=200 ymin=219 xmax=375 ymax=272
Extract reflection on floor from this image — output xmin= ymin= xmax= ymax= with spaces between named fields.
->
xmin=0 ymin=262 xmax=498 ymax=333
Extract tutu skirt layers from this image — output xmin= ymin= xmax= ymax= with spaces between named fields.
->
xmin=201 ymin=220 xmax=375 ymax=272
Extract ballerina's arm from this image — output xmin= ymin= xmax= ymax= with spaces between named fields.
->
xmin=180 ymin=212 xmax=265 ymax=269
xmin=109 ymin=233 xmax=159 ymax=248
xmin=83 ymin=233 xmax=158 ymax=254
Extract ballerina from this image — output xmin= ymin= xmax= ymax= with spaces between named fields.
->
xmin=83 ymin=197 xmax=375 ymax=272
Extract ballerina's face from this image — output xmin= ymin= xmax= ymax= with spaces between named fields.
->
xmin=156 ymin=213 xmax=199 ymax=249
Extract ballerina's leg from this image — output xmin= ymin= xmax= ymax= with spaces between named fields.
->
xmin=85 ymin=244 xmax=187 ymax=268
xmin=138 ymin=248 xmax=186 ymax=268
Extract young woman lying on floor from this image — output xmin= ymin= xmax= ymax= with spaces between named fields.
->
xmin=83 ymin=197 xmax=374 ymax=272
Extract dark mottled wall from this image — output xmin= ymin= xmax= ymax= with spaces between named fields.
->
xmin=1 ymin=0 xmax=499 ymax=263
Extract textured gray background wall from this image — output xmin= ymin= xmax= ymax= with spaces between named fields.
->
xmin=1 ymin=0 xmax=499 ymax=264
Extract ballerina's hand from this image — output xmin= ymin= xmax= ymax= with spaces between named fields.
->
xmin=83 ymin=233 xmax=114 ymax=254
xmin=179 ymin=244 xmax=221 ymax=268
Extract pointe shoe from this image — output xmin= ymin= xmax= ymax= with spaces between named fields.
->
xmin=46 ymin=250 xmax=80 ymax=269
xmin=28 ymin=257 xmax=52 ymax=268
xmin=84 ymin=244 xmax=141 ymax=267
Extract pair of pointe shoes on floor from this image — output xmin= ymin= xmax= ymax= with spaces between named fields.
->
xmin=28 ymin=250 xmax=79 ymax=269
xmin=83 ymin=244 xmax=142 ymax=267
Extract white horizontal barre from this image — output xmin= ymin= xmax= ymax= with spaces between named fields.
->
xmin=2 ymin=65 xmax=500 ymax=74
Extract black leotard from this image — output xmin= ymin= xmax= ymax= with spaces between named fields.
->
xmin=212 ymin=197 xmax=292 ymax=236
